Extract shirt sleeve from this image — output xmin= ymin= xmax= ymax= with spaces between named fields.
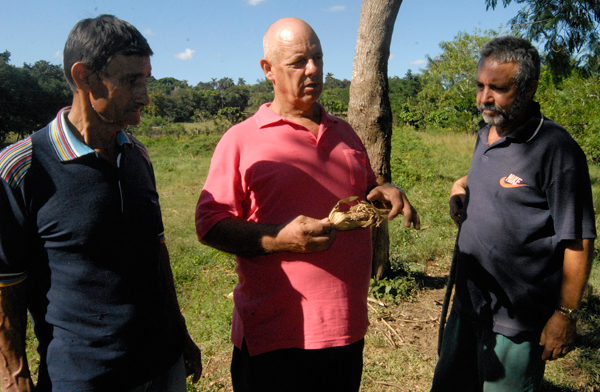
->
xmin=0 ymin=167 xmax=32 ymax=287
xmin=546 ymin=147 xmax=597 ymax=242
xmin=195 ymin=130 xmax=245 ymax=240
xmin=130 ymin=134 xmax=166 ymax=243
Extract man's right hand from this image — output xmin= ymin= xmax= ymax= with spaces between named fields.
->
xmin=267 ymin=216 xmax=336 ymax=253
xmin=0 ymin=373 xmax=35 ymax=392
xmin=449 ymin=175 xmax=467 ymax=225
xmin=0 ymin=284 xmax=34 ymax=392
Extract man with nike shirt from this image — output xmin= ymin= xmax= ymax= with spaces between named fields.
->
xmin=431 ymin=36 xmax=596 ymax=391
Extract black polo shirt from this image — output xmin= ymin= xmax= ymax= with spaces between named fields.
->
xmin=0 ymin=108 xmax=183 ymax=391
xmin=453 ymin=103 xmax=596 ymax=337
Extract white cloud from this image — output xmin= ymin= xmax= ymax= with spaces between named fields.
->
xmin=174 ymin=49 xmax=196 ymax=61
xmin=143 ymin=28 xmax=155 ymax=36
xmin=248 ymin=0 xmax=266 ymax=5
xmin=410 ymin=59 xmax=426 ymax=66
xmin=389 ymin=54 xmax=395 ymax=60
xmin=329 ymin=5 xmax=346 ymax=12
xmin=54 ymin=51 xmax=62 ymax=58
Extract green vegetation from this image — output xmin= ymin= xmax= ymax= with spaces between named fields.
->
xmin=486 ymin=0 xmax=600 ymax=78
xmin=0 ymin=51 xmax=71 ymax=143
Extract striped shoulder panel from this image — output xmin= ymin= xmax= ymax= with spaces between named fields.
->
xmin=128 ymin=134 xmax=152 ymax=167
xmin=0 ymin=137 xmax=33 ymax=188
xmin=0 ymin=272 xmax=27 ymax=287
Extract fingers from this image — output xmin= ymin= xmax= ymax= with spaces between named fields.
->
xmin=183 ymin=338 xmax=203 ymax=383
xmin=449 ymin=209 xmax=461 ymax=225
xmin=185 ymin=358 xmax=203 ymax=383
xmin=305 ymin=219 xmax=336 ymax=252
xmin=278 ymin=216 xmax=336 ymax=253
xmin=539 ymin=313 xmax=576 ymax=361
xmin=542 ymin=346 xmax=573 ymax=361
xmin=449 ymin=195 xmax=463 ymax=224
xmin=367 ymin=184 xmax=419 ymax=229
xmin=403 ymin=204 xmax=421 ymax=230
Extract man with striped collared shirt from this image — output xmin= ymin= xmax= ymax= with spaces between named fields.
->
xmin=0 ymin=15 xmax=201 ymax=392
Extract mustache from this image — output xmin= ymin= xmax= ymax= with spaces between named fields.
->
xmin=477 ymin=103 xmax=502 ymax=112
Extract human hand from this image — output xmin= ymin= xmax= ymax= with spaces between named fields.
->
xmin=449 ymin=194 xmax=464 ymax=225
xmin=0 ymin=375 xmax=35 ymax=392
xmin=183 ymin=335 xmax=203 ymax=383
xmin=539 ymin=311 xmax=576 ymax=361
xmin=449 ymin=176 xmax=467 ymax=225
xmin=271 ymin=215 xmax=336 ymax=253
xmin=367 ymin=184 xmax=420 ymax=229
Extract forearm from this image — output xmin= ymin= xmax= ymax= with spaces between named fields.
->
xmin=558 ymin=238 xmax=594 ymax=310
xmin=200 ymin=218 xmax=278 ymax=257
xmin=201 ymin=216 xmax=336 ymax=256
xmin=540 ymin=238 xmax=595 ymax=360
xmin=450 ymin=175 xmax=468 ymax=197
xmin=0 ymin=283 xmax=33 ymax=392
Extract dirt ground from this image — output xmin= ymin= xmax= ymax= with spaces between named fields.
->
xmin=367 ymin=281 xmax=447 ymax=359
xmin=361 ymin=276 xmax=448 ymax=392
xmin=197 ymin=281 xmax=450 ymax=392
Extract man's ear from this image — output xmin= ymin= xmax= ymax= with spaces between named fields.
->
xmin=525 ymin=80 xmax=539 ymax=100
xmin=260 ymin=58 xmax=275 ymax=82
xmin=71 ymin=62 xmax=94 ymax=91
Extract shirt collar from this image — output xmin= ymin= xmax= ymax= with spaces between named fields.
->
xmin=49 ymin=107 xmax=132 ymax=162
xmin=253 ymin=102 xmax=339 ymax=129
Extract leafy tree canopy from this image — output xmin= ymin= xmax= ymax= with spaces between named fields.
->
xmin=398 ymin=30 xmax=497 ymax=130
xmin=486 ymin=0 xmax=600 ymax=77
xmin=0 ymin=52 xmax=71 ymax=143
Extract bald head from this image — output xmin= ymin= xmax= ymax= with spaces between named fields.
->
xmin=263 ymin=17 xmax=320 ymax=64
xmin=260 ymin=17 xmax=324 ymax=117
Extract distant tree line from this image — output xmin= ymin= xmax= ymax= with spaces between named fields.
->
xmin=2 ymin=24 xmax=599 ymax=161
xmin=0 ymin=51 xmax=71 ymax=143
xmin=393 ymin=29 xmax=600 ymax=161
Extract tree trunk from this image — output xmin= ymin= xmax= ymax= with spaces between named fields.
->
xmin=348 ymin=0 xmax=402 ymax=279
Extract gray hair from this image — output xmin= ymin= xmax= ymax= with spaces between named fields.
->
xmin=479 ymin=36 xmax=540 ymax=94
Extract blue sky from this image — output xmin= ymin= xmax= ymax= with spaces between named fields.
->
xmin=1 ymin=0 xmax=522 ymax=86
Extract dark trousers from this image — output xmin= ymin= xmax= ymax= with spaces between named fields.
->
xmin=231 ymin=339 xmax=364 ymax=392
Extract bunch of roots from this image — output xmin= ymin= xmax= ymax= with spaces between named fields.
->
xmin=328 ymin=196 xmax=389 ymax=231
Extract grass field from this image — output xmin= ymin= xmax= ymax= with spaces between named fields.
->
xmin=22 ymin=125 xmax=600 ymax=391
xmin=142 ymin=126 xmax=600 ymax=391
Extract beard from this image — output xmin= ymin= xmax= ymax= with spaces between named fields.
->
xmin=478 ymin=93 xmax=528 ymax=128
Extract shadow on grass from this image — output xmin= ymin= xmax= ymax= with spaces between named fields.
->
xmin=377 ymin=268 xmax=448 ymax=291
xmin=578 ymin=294 xmax=600 ymax=349
xmin=540 ymin=381 xmax=578 ymax=391
xmin=412 ymin=272 xmax=448 ymax=290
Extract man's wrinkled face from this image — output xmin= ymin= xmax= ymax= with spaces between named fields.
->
xmin=476 ymin=58 xmax=527 ymax=127
xmin=269 ymin=27 xmax=324 ymax=109
xmin=89 ymin=54 xmax=151 ymax=127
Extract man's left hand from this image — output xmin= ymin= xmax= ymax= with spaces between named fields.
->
xmin=539 ymin=312 xmax=576 ymax=361
xmin=367 ymin=184 xmax=420 ymax=230
xmin=183 ymin=335 xmax=203 ymax=383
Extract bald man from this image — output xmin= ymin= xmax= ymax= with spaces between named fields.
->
xmin=196 ymin=18 xmax=419 ymax=392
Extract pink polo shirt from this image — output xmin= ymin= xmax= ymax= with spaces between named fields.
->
xmin=196 ymin=103 xmax=378 ymax=355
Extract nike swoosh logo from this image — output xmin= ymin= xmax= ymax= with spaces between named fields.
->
xmin=500 ymin=177 xmax=529 ymax=188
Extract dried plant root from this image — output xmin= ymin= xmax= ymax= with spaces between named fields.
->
xmin=328 ymin=196 xmax=389 ymax=231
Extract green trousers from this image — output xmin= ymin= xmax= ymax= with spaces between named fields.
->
xmin=431 ymin=309 xmax=546 ymax=392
